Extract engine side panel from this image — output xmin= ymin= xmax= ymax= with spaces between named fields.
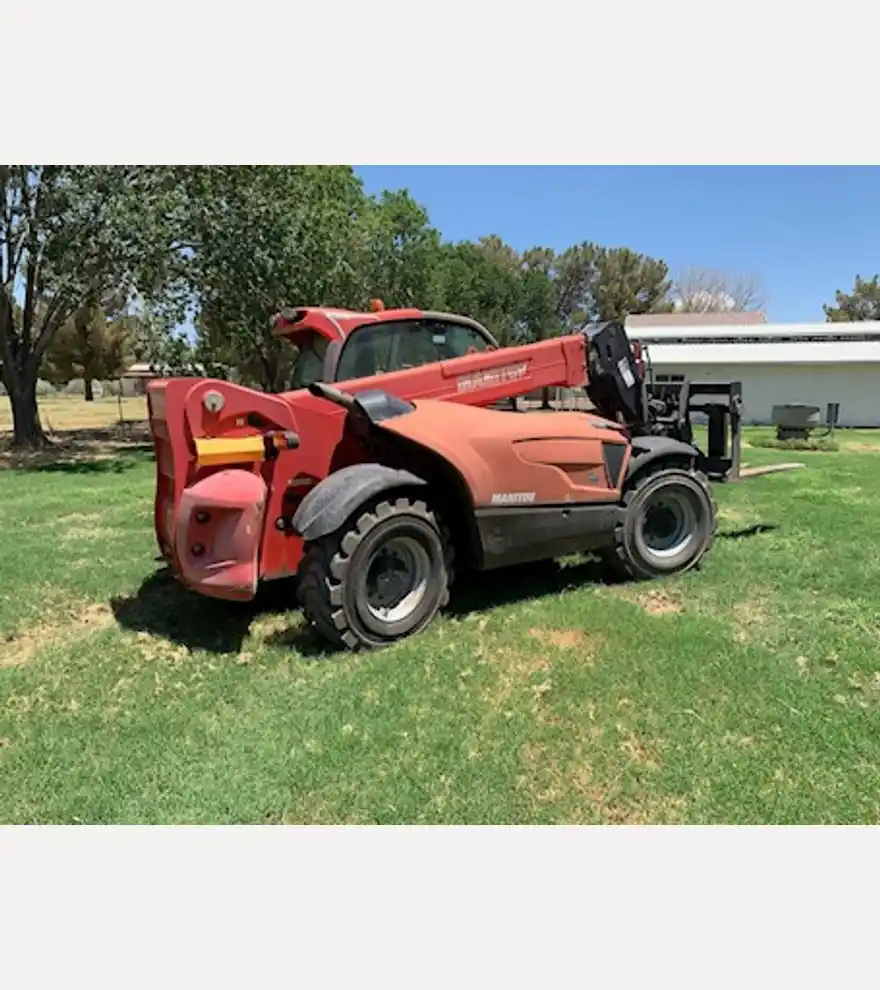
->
xmin=376 ymin=399 xmax=632 ymax=570
xmin=378 ymin=400 xmax=631 ymax=508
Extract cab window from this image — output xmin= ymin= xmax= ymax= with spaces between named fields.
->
xmin=426 ymin=320 xmax=492 ymax=360
xmin=335 ymin=322 xmax=400 ymax=381
xmin=335 ymin=319 xmax=493 ymax=381
xmin=290 ymin=334 xmax=329 ymax=391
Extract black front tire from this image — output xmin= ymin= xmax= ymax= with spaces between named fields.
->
xmin=603 ymin=466 xmax=717 ymax=580
xmin=297 ymin=496 xmax=452 ymax=651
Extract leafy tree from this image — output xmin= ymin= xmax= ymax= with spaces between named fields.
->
xmin=513 ymin=248 xmax=562 ymax=407
xmin=183 ymin=166 xmax=366 ymax=391
xmin=474 ymin=234 xmax=521 ymax=272
xmin=592 ymin=247 xmax=673 ymax=322
xmin=123 ymin=301 xmax=208 ymax=381
xmin=0 ymin=165 xmax=186 ymax=447
xmin=823 ymin=274 xmax=880 ymax=322
xmin=44 ymin=293 xmax=137 ymax=399
xmin=547 ymin=242 xmax=601 ymax=330
xmin=434 ymin=240 xmax=524 ymax=345
xmin=352 ymin=190 xmax=444 ymax=309
xmin=520 ymin=242 xmax=673 ymax=333
xmin=518 ymin=252 xmax=561 ymax=342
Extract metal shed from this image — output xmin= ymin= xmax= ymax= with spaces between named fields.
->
xmin=626 ymin=320 xmax=880 ymax=428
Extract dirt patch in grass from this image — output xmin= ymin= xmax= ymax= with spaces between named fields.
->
xmin=565 ymin=778 xmax=685 ymax=825
xmin=132 ymin=631 xmax=191 ymax=665
xmin=483 ymin=645 xmax=550 ymax=705
xmin=840 ymin=440 xmax=880 ymax=453
xmin=721 ymin=732 xmax=758 ymax=748
xmin=484 ymin=628 xmax=603 ymax=708
xmin=729 ymin=593 xmax=774 ymax=644
xmin=619 ymin=728 xmax=661 ymax=769
xmin=519 ymin=740 xmax=683 ymax=824
xmin=282 ymin=804 xmax=372 ymax=825
xmin=829 ymin=485 xmax=872 ymax=506
xmin=614 ymin=586 xmax=684 ymax=616
xmin=0 ymin=602 xmax=114 ymax=668
xmin=249 ymin=614 xmax=297 ymax=642
xmin=61 ymin=524 xmax=121 ymax=543
xmin=529 ymin=627 xmax=586 ymax=649
xmin=57 ymin=512 xmax=103 ymax=525
xmin=41 ymin=511 xmax=121 ymax=543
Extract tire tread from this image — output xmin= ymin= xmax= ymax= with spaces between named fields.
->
xmin=297 ymin=496 xmax=453 ymax=650
xmin=604 ymin=464 xmax=717 ymax=581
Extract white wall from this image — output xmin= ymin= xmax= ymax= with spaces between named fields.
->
xmin=648 ymin=362 xmax=880 ymax=428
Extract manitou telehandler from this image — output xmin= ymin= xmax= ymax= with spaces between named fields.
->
xmin=147 ymin=304 xmax=745 ymax=650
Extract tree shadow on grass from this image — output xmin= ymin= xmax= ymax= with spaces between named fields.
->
xmin=255 ymin=559 xmax=615 ymax=659
xmin=18 ymin=448 xmax=154 ymax=474
xmin=718 ymin=523 xmax=780 ymax=540
xmin=115 ymin=523 xmax=778 ymax=658
xmin=447 ymin=557 xmax=611 ymax=618
xmin=445 ymin=520 xmax=778 ymax=617
xmin=110 ymin=567 xmax=299 ymax=655
xmin=1 ymin=432 xmax=154 ymax=474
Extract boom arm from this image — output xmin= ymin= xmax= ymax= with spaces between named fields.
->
xmin=326 ymin=320 xmax=655 ymax=431
xmin=330 ymin=331 xmax=591 ymax=410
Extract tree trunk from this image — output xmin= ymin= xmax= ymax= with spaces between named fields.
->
xmin=84 ymin=378 xmax=94 ymax=402
xmin=6 ymin=373 xmax=49 ymax=449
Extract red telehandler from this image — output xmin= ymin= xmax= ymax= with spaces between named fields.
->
xmin=147 ymin=303 xmax=744 ymax=649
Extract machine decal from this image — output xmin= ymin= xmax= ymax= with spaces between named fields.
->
xmin=490 ymin=491 xmax=537 ymax=505
xmin=456 ymin=362 xmax=528 ymax=393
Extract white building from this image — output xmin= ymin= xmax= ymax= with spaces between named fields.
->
xmin=625 ymin=317 xmax=880 ymax=428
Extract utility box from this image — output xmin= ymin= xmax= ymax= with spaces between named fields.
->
xmin=772 ymin=403 xmax=820 ymax=441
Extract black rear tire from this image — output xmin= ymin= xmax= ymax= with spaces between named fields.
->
xmin=297 ymin=496 xmax=452 ymax=651
xmin=603 ymin=465 xmax=717 ymax=580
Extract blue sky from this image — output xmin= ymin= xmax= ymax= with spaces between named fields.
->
xmin=355 ymin=166 xmax=880 ymax=323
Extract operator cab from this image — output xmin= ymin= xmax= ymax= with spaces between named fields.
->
xmin=278 ymin=307 xmax=499 ymax=393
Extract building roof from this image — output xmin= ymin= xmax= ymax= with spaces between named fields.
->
xmin=642 ymin=339 xmax=880 ymax=366
xmin=627 ymin=320 xmax=880 ymax=343
xmin=626 ymin=319 xmax=880 ymax=365
xmin=627 ymin=311 xmax=767 ymax=328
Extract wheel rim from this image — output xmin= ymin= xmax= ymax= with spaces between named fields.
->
xmin=639 ymin=487 xmax=698 ymax=559
xmin=364 ymin=535 xmax=431 ymax=624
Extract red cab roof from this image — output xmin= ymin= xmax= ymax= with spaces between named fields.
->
xmin=272 ymin=306 xmax=424 ymax=343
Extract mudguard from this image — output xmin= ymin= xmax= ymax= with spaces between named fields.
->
xmin=626 ymin=435 xmax=701 ymax=481
xmin=292 ymin=463 xmax=427 ymax=542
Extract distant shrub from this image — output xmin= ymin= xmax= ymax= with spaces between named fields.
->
xmin=35 ymin=379 xmax=57 ymax=396
xmin=750 ymin=435 xmax=839 ymax=452
xmin=64 ymin=378 xmax=85 ymax=395
xmin=101 ymin=379 xmax=122 ymax=397
xmin=0 ymin=382 xmax=6 ymax=396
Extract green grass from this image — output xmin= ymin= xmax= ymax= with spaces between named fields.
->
xmin=2 ymin=428 xmax=880 ymax=824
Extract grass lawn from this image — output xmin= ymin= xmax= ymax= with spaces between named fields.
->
xmin=1 ymin=417 xmax=880 ymax=824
